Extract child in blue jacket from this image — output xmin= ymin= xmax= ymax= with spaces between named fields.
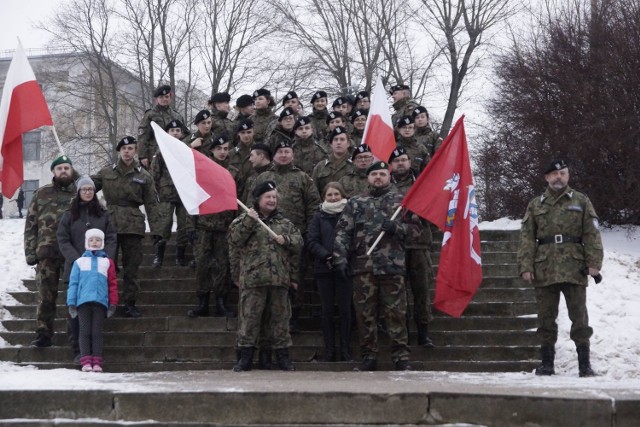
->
xmin=67 ymin=229 xmax=118 ymax=372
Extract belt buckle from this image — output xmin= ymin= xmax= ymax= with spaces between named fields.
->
xmin=554 ymin=234 xmax=563 ymax=244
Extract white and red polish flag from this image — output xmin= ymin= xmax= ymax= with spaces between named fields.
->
xmin=361 ymin=75 xmax=396 ymax=162
xmin=401 ymin=116 xmax=482 ymax=317
xmin=0 ymin=41 xmax=53 ymax=198
xmin=151 ymin=122 xmax=237 ymax=215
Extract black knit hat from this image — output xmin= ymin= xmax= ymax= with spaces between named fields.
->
xmin=236 ymin=94 xmax=254 ymax=108
xmin=209 ymin=92 xmax=231 ymax=104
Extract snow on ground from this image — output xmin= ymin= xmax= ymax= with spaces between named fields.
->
xmin=0 ymin=218 xmax=638 ymax=388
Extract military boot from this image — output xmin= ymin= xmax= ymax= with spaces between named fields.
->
xmin=31 ymin=334 xmax=52 ymax=348
xmin=214 ymin=296 xmax=236 ymax=318
xmin=417 ymin=323 xmax=435 ymax=348
xmin=152 ymin=239 xmax=167 ymax=269
xmin=535 ymin=345 xmax=555 ymax=376
xmin=354 ymin=358 xmax=377 ymax=371
xmin=175 ymin=245 xmax=187 ymax=266
xmin=124 ymin=301 xmax=142 ymax=318
xmin=577 ymin=345 xmax=596 ymax=377
xmin=233 ymin=347 xmax=255 ymax=372
xmin=187 ymin=292 xmax=210 ymax=318
xmin=258 ymin=349 xmax=274 ymax=370
xmin=289 ymin=307 xmax=300 ymax=334
xmin=275 ymin=349 xmax=295 ymax=371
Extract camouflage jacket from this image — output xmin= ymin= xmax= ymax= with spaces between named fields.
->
xmin=266 ymin=125 xmax=294 ymax=152
xmin=416 ymin=126 xmax=442 ymax=157
xmin=517 ymin=186 xmax=603 ymax=287
xmin=138 ymin=104 xmax=185 ymax=161
xmin=310 ymin=109 xmax=329 ymax=139
xmin=228 ymin=210 xmax=302 ymax=289
xmin=338 ymin=168 xmax=369 ymax=198
xmin=228 ymin=142 xmax=254 ymax=186
xmin=242 ymin=162 xmax=272 ymax=204
xmin=92 ymin=159 xmax=160 ymax=236
xmin=392 ymin=98 xmax=420 ymax=126
xmin=210 ymin=109 xmax=234 ymax=141
xmin=24 ymin=178 xmax=77 ymax=264
xmin=183 ymin=131 xmax=214 ymax=159
xmin=250 ymin=108 xmax=278 ymax=143
xmin=193 ymin=159 xmax=241 ymax=232
xmin=311 ymin=154 xmax=354 ymax=195
xmin=351 ymin=129 xmax=364 ymax=147
xmin=252 ymin=163 xmax=321 ymax=236
xmin=333 ymin=185 xmax=420 ymax=276
xmin=292 ymin=136 xmax=328 ymax=176
xmin=391 ymin=170 xmax=432 ymax=249
xmin=150 ymin=152 xmax=179 ymax=203
xmin=396 ymin=135 xmax=430 ymax=173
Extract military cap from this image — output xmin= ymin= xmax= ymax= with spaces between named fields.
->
xmin=236 ymin=94 xmax=254 ymax=108
xmin=251 ymin=143 xmax=272 ymax=160
xmin=366 ymin=161 xmax=390 ymax=175
xmin=329 ymin=126 xmax=348 ymax=142
xmin=332 ymin=97 xmax=349 ymax=108
xmin=282 ymin=91 xmax=298 ymax=106
xmin=50 ymin=155 xmax=72 ymax=171
xmin=210 ymin=92 xmax=231 ymax=104
xmin=210 ymin=134 xmax=229 ymax=148
xmin=412 ymin=105 xmax=429 ymax=118
xmin=389 ymin=84 xmax=410 ymax=94
xmin=356 ymin=91 xmax=370 ymax=101
xmin=311 ymin=90 xmax=328 ymax=102
xmin=253 ymin=180 xmax=277 ymax=199
xmin=116 ymin=136 xmax=137 ymax=151
xmin=273 ymin=140 xmax=293 ymax=154
xmin=545 ymin=159 xmax=568 ymax=174
xmin=351 ymin=144 xmax=371 ymax=161
xmin=352 ymin=109 xmax=368 ymax=121
xmin=389 ymin=146 xmax=408 ymax=162
xmin=164 ymin=120 xmax=184 ymax=131
xmin=326 ymin=111 xmax=344 ymax=124
xmin=193 ymin=109 xmax=211 ymax=125
xmin=396 ymin=115 xmax=414 ymax=128
xmin=236 ymin=119 xmax=254 ymax=133
xmin=293 ymin=115 xmax=312 ymax=131
xmin=154 ymin=85 xmax=172 ymax=97
xmin=253 ymin=88 xmax=271 ymax=99
xmin=278 ymin=107 xmax=295 ymax=121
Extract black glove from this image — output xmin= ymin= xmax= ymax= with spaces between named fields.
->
xmin=324 ymin=255 xmax=334 ymax=271
xmin=335 ymin=263 xmax=350 ymax=281
xmin=381 ymin=219 xmax=397 ymax=235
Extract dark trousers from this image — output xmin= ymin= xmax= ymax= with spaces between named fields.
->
xmin=535 ymin=283 xmax=592 ymax=347
xmin=78 ymin=302 xmax=106 ymax=357
xmin=315 ymin=271 xmax=353 ymax=352
xmin=35 ymin=258 xmax=64 ymax=337
xmin=117 ymin=234 xmax=143 ymax=303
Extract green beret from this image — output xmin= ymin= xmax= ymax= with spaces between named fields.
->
xmin=366 ymin=161 xmax=390 ymax=175
xmin=51 ymin=155 xmax=72 ymax=171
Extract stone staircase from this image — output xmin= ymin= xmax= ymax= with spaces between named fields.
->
xmin=0 ymin=229 xmax=539 ymax=373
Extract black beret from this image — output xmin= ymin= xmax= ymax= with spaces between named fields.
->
xmin=293 ymin=115 xmax=312 ymax=131
xmin=251 ymin=143 xmax=272 ymax=160
xmin=253 ymin=180 xmax=277 ymax=199
xmin=236 ymin=94 xmax=254 ymax=108
xmin=396 ymin=115 xmax=414 ymax=128
xmin=154 ymin=85 xmax=172 ymax=97
xmin=412 ymin=106 xmax=429 ymax=118
xmin=50 ymin=155 xmax=72 ymax=171
xmin=164 ymin=120 xmax=184 ymax=132
xmin=273 ymin=140 xmax=293 ymax=154
xmin=282 ymin=91 xmax=298 ymax=106
xmin=278 ymin=107 xmax=295 ymax=121
xmin=329 ymin=126 xmax=348 ymax=142
xmin=356 ymin=91 xmax=370 ymax=101
xmin=366 ymin=161 xmax=390 ymax=175
xmin=253 ymin=88 xmax=271 ymax=99
xmin=389 ymin=146 xmax=409 ymax=162
xmin=389 ymin=84 xmax=410 ymax=94
xmin=326 ymin=111 xmax=344 ymax=124
xmin=116 ymin=136 xmax=137 ymax=151
xmin=351 ymin=109 xmax=368 ymax=121
xmin=351 ymin=144 xmax=371 ymax=161
xmin=332 ymin=97 xmax=349 ymax=108
xmin=210 ymin=92 xmax=231 ymax=104
xmin=210 ymin=134 xmax=229 ymax=148
xmin=194 ymin=110 xmax=211 ymax=125
xmin=545 ymin=159 xmax=568 ymax=174
xmin=236 ymin=119 xmax=254 ymax=132
xmin=311 ymin=91 xmax=328 ymax=102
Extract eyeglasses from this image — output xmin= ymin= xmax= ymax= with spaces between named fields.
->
xmin=80 ymin=188 xmax=95 ymax=193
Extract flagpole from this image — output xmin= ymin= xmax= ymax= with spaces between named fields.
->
xmin=49 ymin=126 xmax=65 ymax=155
xmin=236 ymin=199 xmax=279 ymax=239
xmin=366 ymin=205 xmax=403 ymax=255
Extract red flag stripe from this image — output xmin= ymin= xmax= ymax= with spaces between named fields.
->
xmin=193 ymin=149 xmax=238 ymax=214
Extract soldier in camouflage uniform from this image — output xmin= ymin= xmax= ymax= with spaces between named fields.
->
xmin=138 ymin=85 xmax=187 ymax=169
xmin=228 ymin=119 xmax=255 ymax=186
xmin=395 ymin=116 xmax=430 ymax=174
xmin=312 ymin=127 xmax=355 ymax=194
xmin=266 ymin=107 xmax=296 ymax=152
xmin=390 ymin=147 xmax=435 ymax=347
xmin=208 ymin=92 xmax=234 ymax=140
xmin=355 ymin=91 xmax=370 ymax=110
xmin=25 ymin=155 xmax=77 ymax=347
xmin=150 ymin=120 xmax=193 ymax=268
xmin=309 ymin=91 xmax=329 ymax=140
xmin=229 ymin=181 xmax=303 ymax=371
xmin=517 ymin=159 xmax=603 ymax=377
xmin=187 ymin=135 xmax=241 ymax=319
xmin=292 ymin=115 xmax=327 ymax=176
xmin=390 ymin=84 xmax=419 ymax=127
xmin=350 ymin=109 xmax=368 ymax=146
xmin=183 ymin=110 xmax=214 ymax=158
xmin=249 ymin=88 xmax=278 ymax=143
xmin=332 ymin=97 xmax=354 ymax=134
xmin=412 ymin=106 xmax=442 ymax=156
xmin=92 ymin=136 xmax=161 ymax=318
xmin=232 ymin=95 xmax=255 ymax=132
xmin=241 ymin=143 xmax=272 ymax=204
xmin=333 ymin=161 xmax=420 ymax=371
xmin=282 ymin=91 xmax=302 ymax=117
xmin=339 ymin=144 xmax=373 ymax=198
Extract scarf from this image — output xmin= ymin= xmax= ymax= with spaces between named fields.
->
xmin=321 ymin=198 xmax=347 ymax=215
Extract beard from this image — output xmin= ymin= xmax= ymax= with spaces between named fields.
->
xmin=55 ymin=175 xmax=74 ymax=187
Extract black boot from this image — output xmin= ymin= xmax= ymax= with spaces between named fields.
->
xmin=175 ymin=245 xmax=187 ymax=266
xmin=395 ymin=359 xmax=412 ymax=371
xmin=275 ymin=348 xmax=295 ymax=371
xmin=31 ymin=334 xmax=52 ymax=348
xmin=289 ymin=307 xmax=300 ymax=334
xmin=577 ymin=345 xmax=596 ymax=377
xmin=187 ymin=293 xmax=210 ymax=318
xmin=233 ymin=347 xmax=255 ymax=372
xmin=324 ymin=348 xmax=336 ymax=362
xmin=124 ymin=301 xmax=142 ymax=318
xmin=354 ymin=358 xmax=377 ymax=371
xmin=258 ymin=349 xmax=273 ymax=370
xmin=417 ymin=323 xmax=435 ymax=348
xmin=535 ymin=345 xmax=555 ymax=376
xmin=152 ymin=240 xmax=167 ymax=269
xmin=214 ymin=296 xmax=236 ymax=318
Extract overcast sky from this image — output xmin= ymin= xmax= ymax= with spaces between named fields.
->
xmin=1 ymin=0 xmax=59 ymax=53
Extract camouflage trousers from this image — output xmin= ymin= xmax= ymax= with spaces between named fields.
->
xmin=157 ymin=201 xmax=191 ymax=245
xmin=117 ymin=234 xmax=143 ymax=303
xmin=535 ymin=283 xmax=593 ymax=347
xmin=194 ymin=230 xmax=231 ymax=297
xmin=352 ymin=273 xmax=409 ymax=362
xmin=237 ymin=286 xmax=292 ymax=349
xmin=35 ymin=257 xmax=64 ymax=338
xmin=406 ymin=248 xmax=434 ymax=326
